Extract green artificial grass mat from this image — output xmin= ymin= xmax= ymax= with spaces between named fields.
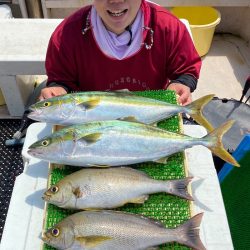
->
xmin=221 ymin=151 xmax=250 ymax=250
xmin=43 ymin=90 xmax=191 ymax=250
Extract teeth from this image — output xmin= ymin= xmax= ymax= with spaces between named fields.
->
xmin=109 ymin=10 xmax=125 ymax=17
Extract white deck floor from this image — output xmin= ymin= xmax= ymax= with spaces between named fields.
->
xmin=0 ymin=33 xmax=249 ymax=119
xmin=193 ymin=34 xmax=250 ymax=103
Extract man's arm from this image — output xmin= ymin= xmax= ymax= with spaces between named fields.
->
xmin=165 ymin=19 xmax=201 ymax=105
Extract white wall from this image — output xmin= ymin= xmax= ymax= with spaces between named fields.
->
xmin=216 ymin=7 xmax=250 ymax=43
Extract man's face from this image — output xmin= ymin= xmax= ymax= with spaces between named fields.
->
xmin=93 ymin=0 xmax=142 ymax=35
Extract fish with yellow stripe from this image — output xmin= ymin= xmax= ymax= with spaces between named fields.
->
xmin=28 ymin=120 xmax=239 ymax=167
xmin=28 ymin=91 xmax=214 ymax=131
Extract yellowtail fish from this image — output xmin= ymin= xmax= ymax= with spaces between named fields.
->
xmin=42 ymin=210 xmax=206 ymax=250
xmin=28 ymin=91 xmax=214 ymax=131
xmin=28 ymin=120 xmax=239 ymax=167
xmin=43 ymin=167 xmax=193 ymax=209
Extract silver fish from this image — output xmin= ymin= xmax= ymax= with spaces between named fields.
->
xmin=42 ymin=210 xmax=206 ymax=250
xmin=28 ymin=91 xmax=214 ymax=131
xmin=28 ymin=120 xmax=239 ymax=167
xmin=43 ymin=167 xmax=193 ymax=209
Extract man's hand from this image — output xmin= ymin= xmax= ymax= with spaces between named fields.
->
xmin=39 ymin=87 xmax=67 ymax=100
xmin=167 ymin=83 xmax=192 ymax=105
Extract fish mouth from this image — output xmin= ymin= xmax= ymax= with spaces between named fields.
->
xmin=41 ymin=232 xmax=50 ymax=243
xmin=28 ymin=110 xmax=43 ymax=119
xmin=107 ymin=9 xmax=128 ymax=17
xmin=28 ymin=104 xmax=35 ymax=112
xmin=27 ymin=149 xmax=44 ymax=157
xmin=42 ymin=194 xmax=51 ymax=201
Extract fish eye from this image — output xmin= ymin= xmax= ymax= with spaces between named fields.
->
xmin=43 ymin=102 xmax=51 ymax=107
xmin=41 ymin=140 xmax=49 ymax=147
xmin=51 ymin=228 xmax=60 ymax=237
xmin=50 ymin=185 xmax=59 ymax=193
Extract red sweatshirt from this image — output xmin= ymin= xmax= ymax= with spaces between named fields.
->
xmin=45 ymin=1 xmax=201 ymax=92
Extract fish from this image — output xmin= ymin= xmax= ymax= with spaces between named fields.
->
xmin=28 ymin=91 xmax=214 ymax=131
xmin=28 ymin=120 xmax=240 ymax=167
xmin=42 ymin=210 xmax=206 ymax=250
xmin=43 ymin=167 xmax=193 ymax=210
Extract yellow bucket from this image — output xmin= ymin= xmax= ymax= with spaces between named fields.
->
xmin=171 ymin=7 xmax=221 ymax=57
xmin=0 ymin=89 xmax=5 ymax=106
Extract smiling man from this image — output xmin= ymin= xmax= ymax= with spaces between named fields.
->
xmin=41 ymin=0 xmax=201 ymax=105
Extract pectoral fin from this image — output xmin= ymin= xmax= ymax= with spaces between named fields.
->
xmin=153 ymin=156 xmax=168 ymax=164
xmin=149 ymin=122 xmax=158 ymax=127
xmin=78 ymin=133 xmax=102 ymax=144
xmin=118 ymin=116 xmax=141 ymax=123
xmin=76 ymin=236 xmax=112 ymax=248
xmin=73 ymin=187 xmax=83 ymax=198
xmin=77 ymin=99 xmax=100 ymax=110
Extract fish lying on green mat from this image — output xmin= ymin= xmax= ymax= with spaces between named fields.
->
xmin=28 ymin=91 xmax=214 ymax=131
xmin=42 ymin=210 xmax=206 ymax=250
xmin=43 ymin=167 xmax=193 ymax=210
xmin=28 ymin=120 xmax=239 ymax=167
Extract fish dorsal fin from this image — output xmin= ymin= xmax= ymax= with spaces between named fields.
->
xmin=76 ymin=236 xmax=112 ymax=248
xmin=153 ymin=156 xmax=168 ymax=164
xmin=77 ymin=133 xmax=102 ymax=144
xmin=77 ymin=99 xmax=100 ymax=110
xmin=149 ymin=122 xmax=158 ymax=127
xmin=114 ymin=89 xmax=131 ymax=92
xmin=118 ymin=116 xmax=141 ymax=123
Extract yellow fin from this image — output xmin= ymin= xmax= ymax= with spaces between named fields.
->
xmin=129 ymin=195 xmax=149 ymax=204
xmin=87 ymin=164 xmax=110 ymax=168
xmin=205 ymin=120 xmax=240 ymax=167
xmin=149 ymin=122 xmax=158 ymax=127
xmin=76 ymin=236 xmax=112 ymax=248
xmin=82 ymin=207 xmax=102 ymax=211
xmin=78 ymin=99 xmax=100 ymax=110
xmin=187 ymin=94 xmax=214 ymax=132
xmin=80 ymin=133 xmax=102 ymax=144
xmin=153 ymin=156 xmax=168 ymax=164
xmin=118 ymin=116 xmax=141 ymax=123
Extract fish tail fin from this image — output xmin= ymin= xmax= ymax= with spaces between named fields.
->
xmin=175 ymin=213 xmax=206 ymax=250
xmin=186 ymin=94 xmax=214 ymax=132
xmin=204 ymin=120 xmax=240 ymax=167
xmin=167 ymin=177 xmax=193 ymax=200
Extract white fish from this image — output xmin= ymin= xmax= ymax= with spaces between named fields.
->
xmin=42 ymin=210 xmax=206 ymax=250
